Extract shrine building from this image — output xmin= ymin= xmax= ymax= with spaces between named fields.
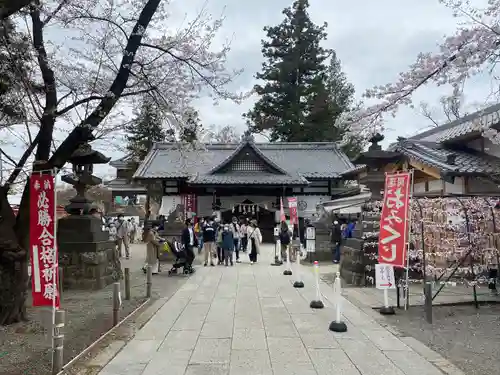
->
xmin=343 ymin=103 xmax=500 ymax=196
xmin=109 ymin=135 xmax=357 ymax=242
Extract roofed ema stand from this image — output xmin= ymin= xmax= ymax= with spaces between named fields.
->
xmin=339 ymin=134 xmax=404 ymax=286
xmin=57 ymin=143 xmax=122 ymax=290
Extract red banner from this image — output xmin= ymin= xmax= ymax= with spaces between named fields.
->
xmin=183 ymin=194 xmax=196 ymax=219
xmin=288 ymin=197 xmax=298 ymax=225
xmin=279 ymin=197 xmax=286 ymax=222
xmin=378 ymin=172 xmax=412 ymax=268
xmin=30 ymin=174 xmax=59 ymax=308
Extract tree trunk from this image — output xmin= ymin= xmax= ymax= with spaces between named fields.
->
xmin=0 ymin=0 xmax=162 ymax=325
xmin=0 ymin=187 xmax=28 ymax=325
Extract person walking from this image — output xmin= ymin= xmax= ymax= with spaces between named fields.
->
xmin=202 ymin=217 xmax=216 ymax=266
xmin=331 ymin=220 xmax=343 ymax=264
xmin=240 ymin=218 xmax=248 ymax=253
xmin=181 ymin=218 xmax=197 ymax=270
xmin=221 ymin=224 xmax=235 ymax=266
xmin=231 ymin=217 xmax=241 ymax=263
xmin=247 ymin=219 xmax=262 ymax=264
xmin=144 ymin=223 xmax=162 ymax=274
xmin=279 ymin=220 xmax=291 ymax=262
xmin=116 ymin=214 xmax=131 ymax=259
xmin=129 ymin=218 xmax=137 ymax=244
xmin=195 ymin=217 xmax=204 ymax=254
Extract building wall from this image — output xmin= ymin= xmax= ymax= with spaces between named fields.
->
xmin=158 ymin=194 xmax=330 ymax=221
xmin=414 ymin=178 xmax=465 ymax=194
xmin=467 ymin=178 xmax=499 ymax=193
xmin=467 ymin=137 xmax=500 ymax=158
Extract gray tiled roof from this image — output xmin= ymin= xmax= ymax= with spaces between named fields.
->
xmin=188 ymin=172 xmax=308 ymax=185
xmin=105 ymin=178 xmax=147 ymax=192
xmin=110 ymin=154 xmax=137 ymax=169
xmin=393 ymin=139 xmax=500 ymax=176
xmin=133 ymin=141 xmax=354 ymax=180
xmin=410 ymin=103 xmax=500 ymax=143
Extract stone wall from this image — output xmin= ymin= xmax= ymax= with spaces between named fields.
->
xmin=58 ymin=215 xmax=122 ymax=290
xmin=339 ymin=211 xmax=380 ymax=286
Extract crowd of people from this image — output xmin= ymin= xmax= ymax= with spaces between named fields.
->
xmin=195 ymin=216 xmax=262 ymax=266
xmin=139 ymin=215 xmax=264 ymax=275
xmin=105 ymin=214 xmax=141 ymax=259
xmin=102 ymin=211 xmax=357 ymax=275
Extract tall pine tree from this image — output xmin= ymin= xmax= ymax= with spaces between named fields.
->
xmin=125 ymin=97 xmax=170 ymax=160
xmin=246 ymin=0 xmax=330 ymax=141
xmin=245 ymin=0 xmax=364 ymax=157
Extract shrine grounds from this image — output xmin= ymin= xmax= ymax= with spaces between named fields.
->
xmin=0 ymin=244 xmax=187 ymax=375
xmin=322 ymin=275 xmax=500 ymax=375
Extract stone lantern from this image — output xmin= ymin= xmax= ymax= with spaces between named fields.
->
xmin=352 ymin=133 xmax=403 ymax=200
xmin=58 ymin=143 xmax=122 ymax=290
xmin=61 ymin=143 xmax=111 ymax=215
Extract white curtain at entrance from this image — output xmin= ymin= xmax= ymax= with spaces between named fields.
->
xmin=159 ymin=196 xmax=182 ymax=217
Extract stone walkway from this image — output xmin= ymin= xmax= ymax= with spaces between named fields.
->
xmin=97 ymin=245 xmax=458 ymax=375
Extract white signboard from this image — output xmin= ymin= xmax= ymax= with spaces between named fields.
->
xmin=306 ymin=239 xmax=315 ymax=253
xmin=375 ymin=264 xmax=396 ymax=290
xmin=273 ymin=227 xmax=279 ymax=236
xmin=306 ymin=227 xmax=315 ymax=240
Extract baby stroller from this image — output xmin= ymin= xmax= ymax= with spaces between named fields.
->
xmin=167 ymin=239 xmax=194 ymax=275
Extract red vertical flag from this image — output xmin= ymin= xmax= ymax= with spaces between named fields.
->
xmin=287 ymin=197 xmax=298 ymax=225
xmin=378 ymin=172 xmax=412 ymax=268
xmin=29 ymin=174 xmax=60 ymax=308
xmin=279 ymin=197 xmax=286 ymax=222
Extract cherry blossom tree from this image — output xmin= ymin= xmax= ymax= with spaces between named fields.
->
xmin=203 ymin=124 xmax=241 ymax=143
xmin=355 ymin=0 xmax=500 ymax=138
xmin=0 ymin=0 xmax=243 ymax=325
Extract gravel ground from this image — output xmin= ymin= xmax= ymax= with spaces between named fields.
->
xmin=0 ymin=244 xmax=154 ymax=375
xmin=384 ymin=303 xmax=500 ymax=375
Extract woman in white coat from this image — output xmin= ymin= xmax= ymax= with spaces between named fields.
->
xmin=246 ymin=219 xmax=262 ymax=264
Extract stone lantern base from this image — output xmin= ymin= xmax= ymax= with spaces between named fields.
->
xmin=57 ymin=215 xmax=122 ymax=290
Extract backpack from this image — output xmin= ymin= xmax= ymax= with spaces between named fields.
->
xmin=281 ymin=230 xmax=290 ymax=245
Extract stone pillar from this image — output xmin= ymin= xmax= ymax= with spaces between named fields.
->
xmin=58 ymin=216 xmax=121 ymax=290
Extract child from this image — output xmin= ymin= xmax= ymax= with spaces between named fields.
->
xmin=221 ymin=224 xmax=234 ymax=266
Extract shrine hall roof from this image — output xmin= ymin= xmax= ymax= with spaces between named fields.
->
xmin=132 ymin=140 xmax=354 ymax=184
xmin=409 ymin=102 xmax=500 ymax=143
xmin=391 ymin=139 xmax=500 ymax=176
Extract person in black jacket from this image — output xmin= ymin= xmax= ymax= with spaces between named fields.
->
xmin=331 ymin=220 xmax=342 ymax=264
xmin=279 ymin=221 xmax=291 ymax=262
xmin=181 ymin=218 xmax=198 ymax=270
xmin=202 ymin=216 xmax=216 ymax=266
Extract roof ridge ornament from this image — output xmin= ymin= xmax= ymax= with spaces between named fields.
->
xmin=241 ymin=130 xmax=255 ymax=143
xmin=368 ymin=133 xmax=384 ymax=151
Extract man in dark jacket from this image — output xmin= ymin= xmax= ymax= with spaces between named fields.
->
xmin=202 ymin=217 xmax=216 ymax=266
xmin=331 ymin=220 xmax=342 ymax=264
xmin=181 ymin=218 xmax=198 ymax=270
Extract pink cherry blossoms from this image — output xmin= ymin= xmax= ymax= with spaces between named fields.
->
xmin=355 ymin=0 xmax=500 ymax=138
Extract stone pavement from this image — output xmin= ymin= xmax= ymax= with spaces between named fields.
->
xmin=97 ymin=245 xmax=459 ymax=375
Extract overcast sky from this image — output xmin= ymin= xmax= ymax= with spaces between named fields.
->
xmin=178 ymin=0 xmax=491 ymax=144
xmin=3 ymin=0 xmax=496 ymax=200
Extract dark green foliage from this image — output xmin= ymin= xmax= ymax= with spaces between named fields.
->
xmin=245 ymin=0 xmax=365 ymax=157
xmin=125 ymin=96 xmax=170 ymax=160
xmin=179 ymin=109 xmax=202 ymax=144
xmin=0 ymin=20 xmax=41 ymax=123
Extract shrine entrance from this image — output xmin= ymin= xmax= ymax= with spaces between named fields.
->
xmin=221 ymin=199 xmax=276 ymax=243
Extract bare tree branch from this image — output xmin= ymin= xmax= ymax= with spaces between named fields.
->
xmin=47 ymin=0 xmax=163 ymax=170
xmin=55 ymin=88 xmax=154 ymax=117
